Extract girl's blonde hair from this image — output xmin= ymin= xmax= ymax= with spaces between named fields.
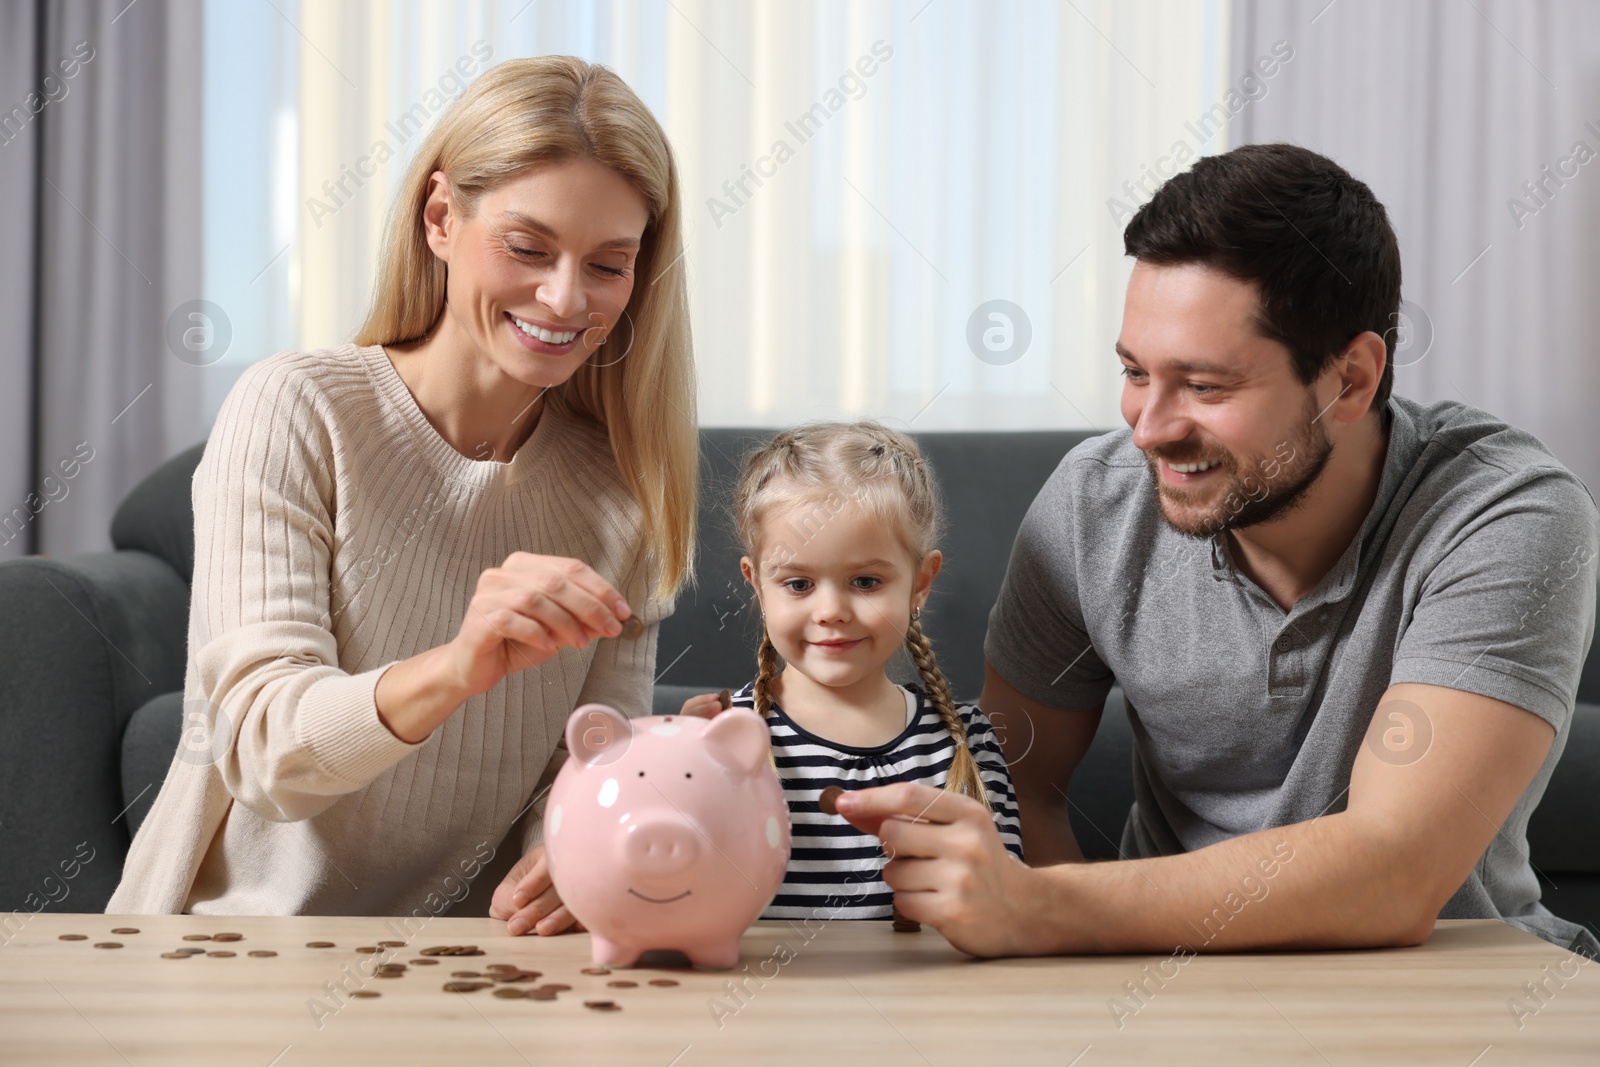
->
xmin=732 ymin=421 xmax=989 ymax=809
xmin=354 ymin=56 xmax=696 ymax=601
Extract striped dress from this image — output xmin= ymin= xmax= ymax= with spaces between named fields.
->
xmin=729 ymin=681 xmax=1025 ymax=920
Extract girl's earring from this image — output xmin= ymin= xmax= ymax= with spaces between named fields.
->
xmin=911 ymin=605 xmax=921 ymax=621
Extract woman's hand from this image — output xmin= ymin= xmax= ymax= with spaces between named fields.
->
xmin=447 ymin=553 xmax=632 ymax=698
xmin=489 ymin=845 xmax=584 ymax=936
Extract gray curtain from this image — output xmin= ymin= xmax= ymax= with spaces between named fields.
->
xmin=1231 ymin=0 xmax=1600 ymax=496
xmin=0 ymin=0 xmax=204 ymax=561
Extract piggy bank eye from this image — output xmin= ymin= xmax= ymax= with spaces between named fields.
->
xmin=685 ymin=772 xmax=692 ymax=779
xmin=637 ymin=770 xmax=645 ymax=777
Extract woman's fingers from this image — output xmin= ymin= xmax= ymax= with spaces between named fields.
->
xmin=498 ymin=554 xmax=630 ymax=642
xmin=531 ymin=903 xmax=581 ymax=936
xmin=506 ymin=882 xmax=564 ymax=936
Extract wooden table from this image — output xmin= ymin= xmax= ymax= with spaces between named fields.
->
xmin=1 ymin=915 xmax=1595 ymax=1065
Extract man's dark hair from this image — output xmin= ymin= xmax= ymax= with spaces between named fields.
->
xmin=1123 ymin=143 xmax=1401 ymax=409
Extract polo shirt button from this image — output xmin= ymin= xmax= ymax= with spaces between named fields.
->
xmin=1274 ymin=636 xmax=1291 ymax=652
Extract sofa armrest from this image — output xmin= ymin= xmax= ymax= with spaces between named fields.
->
xmin=0 ymin=552 xmax=188 ymax=915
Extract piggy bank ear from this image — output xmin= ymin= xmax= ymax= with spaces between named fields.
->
xmin=566 ymin=704 xmax=633 ymax=766
xmin=702 ymin=708 xmax=771 ymax=777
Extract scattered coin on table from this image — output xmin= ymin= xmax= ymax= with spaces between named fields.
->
xmin=584 ymin=999 xmax=621 ymax=1011
xmin=206 ymin=950 xmax=236 ymax=958
xmin=182 ymin=934 xmax=211 ymax=942
xmin=492 ymin=988 xmax=526 ymax=1000
xmin=377 ymin=940 xmax=404 ymax=947
xmin=580 ymin=966 xmax=610 ymax=975
xmin=409 ymin=958 xmax=438 ymax=965
xmin=607 ymin=980 xmax=638 ymax=988
xmin=58 ymin=934 xmax=87 ymax=941
xmin=248 ymin=950 xmax=277 ymax=957
xmin=93 ymin=942 xmax=123 ymax=949
xmin=540 ymin=983 xmax=572 ymax=992
xmin=306 ymin=941 xmax=335 ymax=948
xmin=443 ymin=981 xmax=491 ymax=993
xmin=526 ymin=989 xmax=558 ymax=1001
xmin=450 ymin=971 xmax=482 ymax=978
xmin=350 ymin=990 xmax=381 ymax=999
xmin=648 ymin=979 xmax=679 ymax=987
xmin=110 ymin=927 xmax=140 ymax=935
xmin=160 ymin=952 xmax=191 ymax=959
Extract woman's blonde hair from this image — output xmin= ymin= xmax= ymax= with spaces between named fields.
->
xmin=732 ymin=421 xmax=989 ymax=809
xmin=355 ymin=56 xmax=696 ymax=601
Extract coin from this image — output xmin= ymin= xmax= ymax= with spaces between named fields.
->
xmin=355 ymin=946 xmax=380 ymax=954
xmin=442 ymin=981 xmax=490 ymax=993
xmin=818 ymin=786 xmax=844 ymax=815
xmin=450 ymin=971 xmax=483 ymax=979
xmin=527 ymin=989 xmax=558 ymax=1001
xmin=483 ymin=963 xmax=518 ymax=973
xmin=378 ymin=940 xmax=404 ymax=948
xmin=647 ymin=979 xmax=680 ymax=987
xmin=410 ymin=958 xmax=438 ymax=966
xmin=175 ymin=947 xmax=206 ymax=955
xmin=182 ymin=934 xmax=211 ymax=942
xmin=248 ymin=950 xmax=277 ymax=958
xmin=350 ymin=990 xmax=381 ymax=999
xmin=718 ymin=688 xmax=732 ymax=710
xmin=206 ymin=950 xmax=236 ymax=958
xmin=492 ymin=988 xmax=526 ymax=1000
xmin=93 ymin=942 xmax=123 ymax=949
xmin=618 ymin=616 xmax=644 ymax=639
xmin=540 ymin=983 xmax=572 ymax=992
xmin=580 ymin=966 xmax=610 ymax=975
xmin=160 ymin=952 xmax=190 ymax=959
xmin=212 ymin=932 xmax=244 ymax=942
xmin=110 ymin=927 xmax=140 ymax=935
xmin=58 ymin=934 xmax=88 ymax=941
xmin=306 ymin=941 xmax=335 ymax=948
xmin=607 ymin=980 xmax=638 ymax=988
xmin=584 ymin=999 xmax=621 ymax=1011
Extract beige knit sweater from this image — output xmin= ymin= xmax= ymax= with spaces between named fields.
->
xmin=107 ymin=343 xmax=670 ymax=916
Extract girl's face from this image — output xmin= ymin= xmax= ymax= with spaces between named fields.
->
xmin=421 ymin=156 xmax=650 ymax=389
xmin=740 ymin=500 xmax=941 ymax=693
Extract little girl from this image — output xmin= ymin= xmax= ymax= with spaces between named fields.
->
xmin=682 ymin=421 xmax=1023 ymax=920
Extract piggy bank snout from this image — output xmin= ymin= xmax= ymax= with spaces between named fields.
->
xmin=623 ymin=817 xmax=701 ymax=879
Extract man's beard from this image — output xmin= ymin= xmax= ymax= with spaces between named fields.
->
xmin=1144 ymin=390 xmax=1334 ymax=539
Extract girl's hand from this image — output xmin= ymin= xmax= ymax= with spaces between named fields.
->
xmin=489 ymin=845 xmax=585 ymax=936
xmin=679 ymin=691 xmax=732 ymax=718
xmin=447 ymin=553 xmax=631 ymax=698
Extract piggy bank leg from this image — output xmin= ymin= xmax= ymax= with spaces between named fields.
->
xmin=591 ymin=935 xmax=643 ymax=969
xmin=684 ymin=940 xmax=741 ymax=970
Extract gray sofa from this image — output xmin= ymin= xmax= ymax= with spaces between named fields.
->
xmin=2 ymin=429 xmax=1596 ymax=942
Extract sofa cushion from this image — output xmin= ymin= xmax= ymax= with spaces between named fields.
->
xmin=110 ymin=442 xmax=205 ymax=585
xmin=120 ymin=692 xmax=185 ymax=836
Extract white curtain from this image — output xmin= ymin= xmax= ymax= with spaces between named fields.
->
xmin=1232 ymin=0 xmax=1600 ymax=495
xmin=201 ymin=0 xmax=1234 ymax=434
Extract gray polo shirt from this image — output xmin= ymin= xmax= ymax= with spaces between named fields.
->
xmin=985 ymin=395 xmax=1599 ymax=955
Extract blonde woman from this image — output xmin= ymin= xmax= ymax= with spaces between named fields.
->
xmin=109 ymin=57 xmax=697 ymax=938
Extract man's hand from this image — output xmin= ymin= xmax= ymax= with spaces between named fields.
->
xmin=678 ymin=691 xmax=728 ymax=719
xmin=836 ymin=782 xmax=1038 ymax=958
xmin=489 ymin=845 xmax=584 ymax=936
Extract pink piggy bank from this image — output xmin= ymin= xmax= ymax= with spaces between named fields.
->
xmin=544 ymin=704 xmax=791 ymax=968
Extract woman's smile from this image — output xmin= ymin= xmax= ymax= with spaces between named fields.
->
xmin=505 ymin=311 xmax=582 ymax=354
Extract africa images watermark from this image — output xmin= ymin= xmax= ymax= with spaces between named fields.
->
xmin=1107 ymin=40 xmax=1295 ymax=225
xmin=706 ymin=40 xmax=894 ymax=229
xmin=0 ymin=40 xmax=95 ymax=148
xmin=304 ymin=40 xmax=494 ymax=229
xmin=1107 ymin=839 xmax=1296 ymax=1029
xmin=1505 ymin=116 xmax=1600 ymax=231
